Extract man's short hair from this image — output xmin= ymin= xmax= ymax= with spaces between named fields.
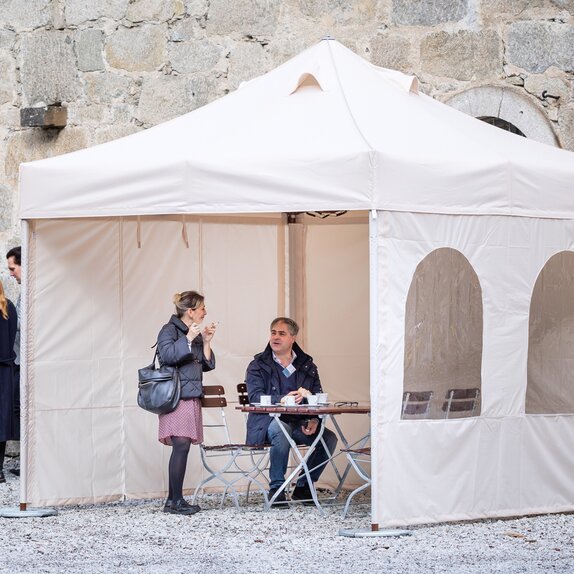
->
xmin=6 ymin=246 xmax=21 ymax=265
xmin=270 ymin=317 xmax=299 ymax=336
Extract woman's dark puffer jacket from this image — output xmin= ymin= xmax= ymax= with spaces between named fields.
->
xmin=156 ymin=315 xmax=215 ymax=399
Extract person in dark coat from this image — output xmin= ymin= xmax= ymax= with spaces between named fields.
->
xmin=245 ymin=317 xmax=337 ymax=506
xmin=0 ymin=280 xmax=17 ymax=483
xmin=156 ymin=290 xmax=216 ymax=515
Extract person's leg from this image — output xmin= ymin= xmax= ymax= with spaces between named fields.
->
xmin=0 ymin=441 xmax=6 ymax=483
xmin=266 ymin=418 xmax=293 ymax=490
xmin=168 ymin=436 xmax=191 ymax=501
xmin=292 ymin=425 xmax=338 ymax=487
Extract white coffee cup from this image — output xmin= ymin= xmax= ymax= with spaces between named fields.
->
xmin=284 ymin=395 xmax=296 ymax=406
xmin=316 ymin=393 xmax=328 ymax=404
xmin=307 ymin=395 xmax=318 ymax=406
xmin=260 ymin=395 xmax=272 ymax=406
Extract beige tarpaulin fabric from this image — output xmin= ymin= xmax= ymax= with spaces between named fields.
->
xmin=24 ymin=214 xmax=370 ymax=506
xmin=18 ymin=39 xmax=574 ymax=525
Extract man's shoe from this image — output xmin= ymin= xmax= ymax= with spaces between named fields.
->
xmin=291 ymin=483 xmax=315 ymax=505
xmin=268 ymin=488 xmax=288 ymax=508
xmin=0 ymin=471 xmax=5 ymax=484
xmin=165 ymin=499 xmax=200 ymax=515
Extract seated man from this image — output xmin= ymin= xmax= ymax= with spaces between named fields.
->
xmin=245 ymin=317 xmax=337 ymax=506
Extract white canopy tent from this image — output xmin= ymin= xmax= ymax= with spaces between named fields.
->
xmin=18 ymin=39 xmax=574 ymax=527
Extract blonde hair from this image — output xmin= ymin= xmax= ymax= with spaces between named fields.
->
xmin=0 ymin=282 xmax=8 ymax=320
xmin=173 ymin=291 xmax=204 ymax=318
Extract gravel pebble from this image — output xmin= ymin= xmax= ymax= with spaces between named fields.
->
xmin=1 ymin=457 xmax=573 ymax=573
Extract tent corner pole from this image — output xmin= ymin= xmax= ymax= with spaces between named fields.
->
xmin=0 ymin=220 xmax=58 ymax=518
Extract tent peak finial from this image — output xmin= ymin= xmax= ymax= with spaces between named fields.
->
xmin=321 ymin=35 xmax=335 ymax=41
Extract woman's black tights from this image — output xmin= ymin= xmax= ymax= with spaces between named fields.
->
xmin=168 ymin=436 xmax=191 ymax=502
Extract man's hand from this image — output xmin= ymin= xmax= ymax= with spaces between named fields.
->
xmin=287 ymin=390 xmax=303 ymax=404
xmin=301 ymin=418 xmax=319 ymax=435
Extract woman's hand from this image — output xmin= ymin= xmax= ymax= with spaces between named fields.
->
xmin=187 ymin=322 xmax=201 ymax=342
xmin=202 ymin=322 xmax=217 ymax=343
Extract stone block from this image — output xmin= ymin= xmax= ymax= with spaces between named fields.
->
xmin=169 ymin=18 xmax=204 ymax=42
xmin=0 ymin=184 xmax=13 ymax=231
xmin=0 ymin=29 xmax=16 ymax=50
xmin=76 ymin=29 xmax=105 ymax=72
xmin=370 ymin=33 xmax=412 ymax=72
xmin=168 ymin=38 xmax=224 ymax=74
xmin=421 ymin=30 xmax=502 ymax=81
xmin=227 ymin=41 xmax=271 ymax=89
xmin=559 ymin=104 xmax=574 ymax=151
xmin=185 ymin=0 xmax=209 ymax=17
xmin=106 ymin=24 xmax=167 ymax=72
xmin=0 ymin=50 xmax=16 ymax=106
xmin=206 ymin=0 xmax=281 ymax=39
xmin=66 ymin=102 xmax=107 ymax=125
xmin=136 ymin=74 xmax=219 ymax=125
xmin=20 ymin=104 xmax=68 ymax=128
xmin=19 ymin=30 xmax=81 ymax=106
xmin=506 ymin=21 xmax=574 ymax=74
xmin=64 ymin=0 xmax=129 ymax=26
xmin=5 ymin=127 xmax=89 ymax=181
xmin=0 ymin=0 xmax=51 ymax=31
xmin=126 ymin=0 xmax=185 ymax=23
xmin=297 ymin=0 xmax=377 ymax=24
xmin=392 ymin=0 xmax=468 ymax=26
xmin=95 ymin=124 xmax=141 ymax=145
xmin=480 ymin=0 xmax=545 ymax=20
xmin=83 ymin=72 xmax=132 ymax=103
xmin=524 ymin=74 xmax=570 ymax=101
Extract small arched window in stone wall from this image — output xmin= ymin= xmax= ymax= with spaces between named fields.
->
xmin=478 ymin=117 xmax=526 ymax=137
xmin=527 ymin=251 xmax=574 ymax=414
xmin=403 ymin=248 xmax=483 ymax=420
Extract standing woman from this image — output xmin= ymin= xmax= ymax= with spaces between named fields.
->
xmin=0 ymin=282 xmax=17 ymax=483
xmin=157 ymin=291 xmax=216 ymax=515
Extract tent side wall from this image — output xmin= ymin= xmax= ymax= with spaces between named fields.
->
xmin=373 ymin=210 xmax=574 ymax=526
xmin=23 ymin=214 xmax=371 ymax=506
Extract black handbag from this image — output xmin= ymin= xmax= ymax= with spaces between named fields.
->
xmin=137 ymin=349 xmax=181 ymax=415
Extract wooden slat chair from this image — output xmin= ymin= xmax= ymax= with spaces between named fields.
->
xmin=192 ymin=385 xmax=270 ymax=509
xmin=442 ymin=388 xmax=480 ymax=419
xmin=236 ymin=383 xmax=271 ymax=499
xmin=401 ymin=391 xmax=434 ymax=419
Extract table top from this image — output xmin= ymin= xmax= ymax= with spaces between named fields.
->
xmin=236 ymin=403 xmax=370 ymax=415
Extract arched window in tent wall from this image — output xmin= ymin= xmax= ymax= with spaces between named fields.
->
xmin=402 ymin=248 xmax=483 ymax=420
xmin=527 ymin=251 xmax=574 ymax=414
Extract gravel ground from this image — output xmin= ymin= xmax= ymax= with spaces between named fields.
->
xmin=1 ymin=456 xmax=573 ymax=574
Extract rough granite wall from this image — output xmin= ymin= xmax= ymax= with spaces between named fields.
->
xmin=0 ymin=0 xmax=573 ymax=298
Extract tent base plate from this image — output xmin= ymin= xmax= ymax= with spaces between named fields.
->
xmin=0 ymin=507 xmax=58 ymax=518
xmin=338 ymin=528 xmax=411 ymax=538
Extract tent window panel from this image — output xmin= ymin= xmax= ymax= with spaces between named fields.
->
xmin=527 ymin=251 xmax=574 ymax=414
xmin=403 ymin=248 xmax=483 ymax=420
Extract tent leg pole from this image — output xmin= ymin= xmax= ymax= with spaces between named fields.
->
xmin=0 ymin=221 xmax=58 ymax=519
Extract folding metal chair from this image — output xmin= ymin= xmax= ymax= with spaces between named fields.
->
xmin=401 ymin=390 xmax=433 ymax=419
xmin=340 ymin=447 xmax=371 ymax=517
xmin=192 ymin=385 xmax=270 ymax=509
xmin=442 ymin=388 xmax=480 ymax=418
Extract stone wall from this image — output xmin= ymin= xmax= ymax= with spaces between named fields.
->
xmin=0 ymin=0 xmax=573 ymax=297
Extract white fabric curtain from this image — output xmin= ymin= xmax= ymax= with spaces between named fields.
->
xmin=373 ymin=210 xmax=574 ymax=526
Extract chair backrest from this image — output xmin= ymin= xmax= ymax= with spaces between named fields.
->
xmin=442 ymin=388 xmax=480 ymax=419
xmin=236 ymin=383 xmax=250 ymax=406
xmin=402 ymin=391 xmax=433 ymax=419
xmin=201 ymin=385 xmax=231 ymax=444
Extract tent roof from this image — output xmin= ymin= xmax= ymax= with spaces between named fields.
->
xmin=19 ymin=39 xmax=574 ymax=220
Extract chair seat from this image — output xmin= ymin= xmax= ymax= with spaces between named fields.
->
xmin=203 ymin=443 xmax=268 ymax=451
xmin=341 ymin=447 xmax=371 ymax=456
